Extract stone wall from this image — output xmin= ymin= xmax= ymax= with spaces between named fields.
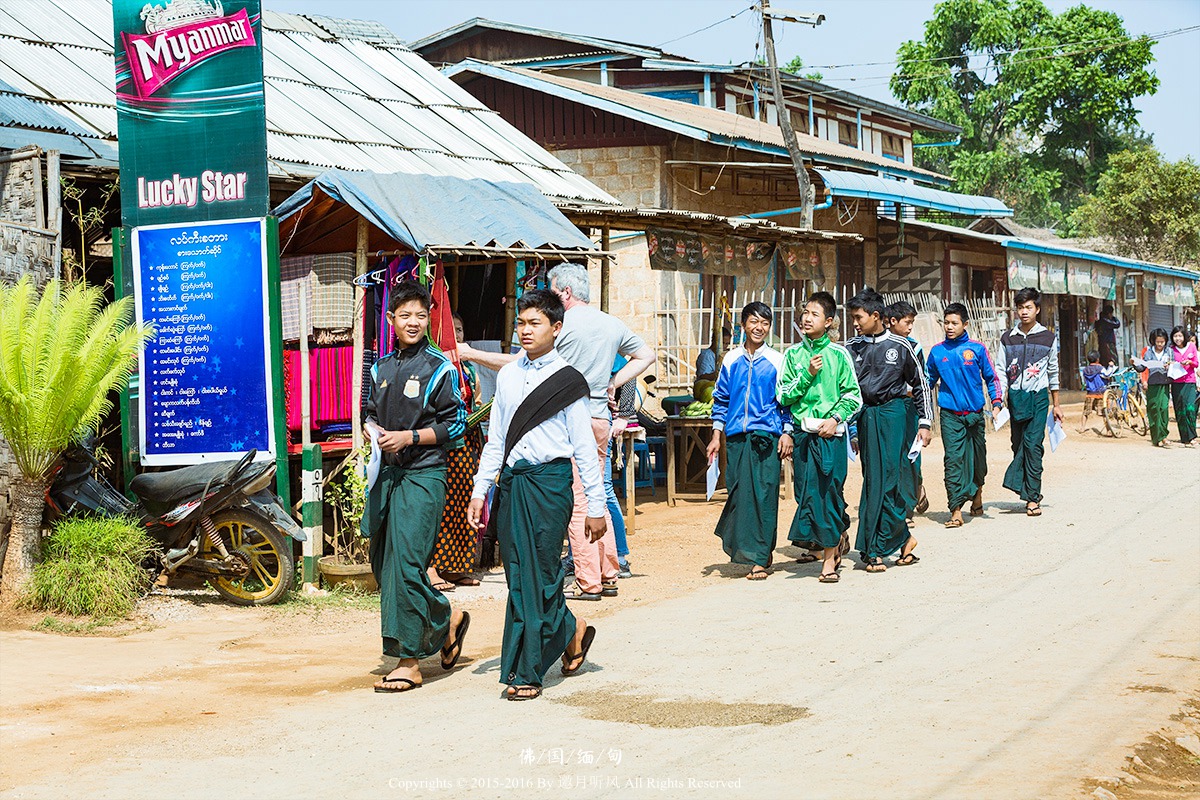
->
xmin=551 ymin=145 xmax=662 ymax=208
xmin=0 ymin=146 xmax=56 ymax=527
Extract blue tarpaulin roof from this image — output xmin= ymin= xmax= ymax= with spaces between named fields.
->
xmin=273 ymin=170 xmax=597 ymax=255
xmin=815 ymin=169 xmax=1012 ymax=218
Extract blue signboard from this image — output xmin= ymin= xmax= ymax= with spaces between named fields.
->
xmin=132 ymin=217 xmax=274 ymax=465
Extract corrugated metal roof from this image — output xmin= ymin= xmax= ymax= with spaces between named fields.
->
xmin=408 ymin=17 xmax=680 ymax=61
xmin=447 ymin=61 xmax=952 ymax=186
xmin=0 ymin=1 xmax=616 ymax=204
xmin=814 ymin=169 xmax=1012 ymax=217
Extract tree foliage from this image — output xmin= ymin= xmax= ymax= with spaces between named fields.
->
xmin=0 ymin=278 xmax=152 ymax=480
xmin=1071 ymin=149 xmax=1200 ymax=266
xmin=890 ymin=0 xmax=1159 ymax=226
xmin=783 ymin=55 xmax=823 ymax=82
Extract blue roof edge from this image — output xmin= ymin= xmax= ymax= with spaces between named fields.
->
xmin=1001 ymin=239 xmax=1199 ymax=281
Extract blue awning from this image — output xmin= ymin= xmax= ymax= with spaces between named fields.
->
xmin=1002 ymin=239 xmax=1200 ymax=282
xmin=272 ymin=170 xmax=597 ymax=256
xmin=815 ymin=169 xmax=1012 ymax=218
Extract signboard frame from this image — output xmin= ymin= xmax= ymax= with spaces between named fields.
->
xmin=131 ymin=216 xmax=275 ymax=466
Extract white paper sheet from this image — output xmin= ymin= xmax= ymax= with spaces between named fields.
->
xmin=364 ymin=421 xmax=382 ymax=491
xmin=993 ymin=406 xmax=1010 ymax=431
xmin=907 ymin=433 xmax=923 ymax=463
xmin=1046 ymin=416 xmax=1066 ymax=452
xmin=1168 ymin=361 xmax=1188 ymax=380
xmin=705 ymin=458 xmax=720 ymax=500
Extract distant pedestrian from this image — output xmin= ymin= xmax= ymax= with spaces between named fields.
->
xmin=707 ymin=302 xmax=793 ymax=580
xmin=1169 ymin=326 xmax=1198 ymax=447
xmin=777 ymin=292 xmax=862 ymax=583
xmin=996 ymin=287 xmax=1063 ymax=515
xmin=925 ymin=302 xmax=1003 ymax=528
xmin=1139 ymin=328 xmax=1173 ymax=447
xmin=1094 ymin=303 xmax=1121 ymax=367
xmin=846 ymin=288 xmax=932 ymax=573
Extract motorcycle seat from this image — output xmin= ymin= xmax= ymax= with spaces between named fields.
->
xmin=130 ymin=460 xmax=242 ymax=508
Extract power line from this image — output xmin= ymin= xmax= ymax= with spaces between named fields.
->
xmin=655 ymin=4 xmax=756 ymax=48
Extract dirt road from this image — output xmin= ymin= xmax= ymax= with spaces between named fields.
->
xmin=2 ymin=410 xmax=1198 ymax=799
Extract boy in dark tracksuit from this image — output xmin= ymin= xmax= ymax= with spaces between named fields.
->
xmin=996 ymin=287 xmax=1063 ymax=515
xmin=846 ymin=289 xmax=933 ymax=573
xmin=926 ymin=302 xmax=1003 ymax=528
xmin=363 ymin=281 xmax=469 ymax=693
xmin=886 ymin=301 xmax=929 ymax=520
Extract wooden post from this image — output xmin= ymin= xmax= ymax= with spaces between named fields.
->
xmin=761 ymin=0 xmax=812 ymax=228
xmin=351 ymin=218 xmax=368 ymax=452
xmin=300 ymin=444 xmax=323 ymax=587
xmin=600 ymin=226 xmax=611 ymax=312
xmin=503 ymin=257 xmax=517 ymax=352
xmin=46 ymin=150 xmax=61 ymax=282
xmin=299 ymin=282 xmax=312 ymax=449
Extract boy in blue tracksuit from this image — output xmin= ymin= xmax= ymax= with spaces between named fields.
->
xmin=926 ymin=302 xmax=1004 ymax=528
xmin=706 ymin=302 xmax=793 ymax=579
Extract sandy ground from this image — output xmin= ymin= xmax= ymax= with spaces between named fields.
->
xmin=1 ymin=398 xmax=1198 ymax=800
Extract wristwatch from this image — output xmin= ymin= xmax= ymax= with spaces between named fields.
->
xmin=831 ymin=413 xmax=843 ymax=424
xmin=411 ymin=430 xmax=419 ymax=446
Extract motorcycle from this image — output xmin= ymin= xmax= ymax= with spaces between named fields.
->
xmin=45 ymin=446 xmax=304 ymax=606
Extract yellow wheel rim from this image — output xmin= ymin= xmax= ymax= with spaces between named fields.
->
xmin=202 ymin=517 xmax=284 ymax=602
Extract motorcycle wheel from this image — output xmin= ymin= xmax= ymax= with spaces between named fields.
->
xmin=201 ymin=507 xmax=293 ymax=606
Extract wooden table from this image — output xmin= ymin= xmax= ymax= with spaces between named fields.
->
xmin=664 ymin=416 xmax=726 ymax=506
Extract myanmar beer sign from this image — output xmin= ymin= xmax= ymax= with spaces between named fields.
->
xmin=113 ymin=0 xmax=268 ymax=226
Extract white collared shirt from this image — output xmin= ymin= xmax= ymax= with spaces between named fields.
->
xmin=471 ymin=349 xmax=606 ymax=517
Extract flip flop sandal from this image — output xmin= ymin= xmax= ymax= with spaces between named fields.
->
xmin=865 ymin=557 xmax=887 ymax=573
xmin=970 ymin=505 xmax=984 ymax=517
xmin=431 ymin=580 xmax=455 ymax=592
xmin=451 ymin=576 xmax=481 ymax=586
xmin=507 ymin=685 xmax=542 ymax=701
xmin=915 ymin=491 xmax=930 ymax=514
xmin=561 ymin=625 xmax=596 ymax=676
xmin=944 ymin=517 xmax=964 ymax=528
xmin=747 ymin=567 xmax=770 ymax=580
xmin=441 ymin=611 xmax=471 ymax=671
xmin=1026 ymin=504 xmax=1042 ymax=517
xmin=837 ymin=534 xmax=851 ymax=558
xmin=374 ymin=677 xmax=421 ymax=694
xmin=794 ymin=552 xmax=820 ymax=564
xmin=895 ymin=552 xmax=920 ymax=566
xmin=818 ymin=572 xmax=840 ymax=583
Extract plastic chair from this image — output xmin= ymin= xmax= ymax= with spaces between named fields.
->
xmin=632 ymin=440 xmax=655 ymax=495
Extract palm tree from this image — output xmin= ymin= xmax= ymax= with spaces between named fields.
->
xmin=0 ymin=277 xmax=152 ymax=596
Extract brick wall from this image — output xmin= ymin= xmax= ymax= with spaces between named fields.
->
xmin=551 ymin=145 xmax=662 ymax=208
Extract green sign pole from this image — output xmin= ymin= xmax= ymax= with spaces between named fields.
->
xmin=112 ymin=226 xmax=136 ymax=496
xmin=265 ymin=217 xmax=289 ymax=505
xmin=300 ymin=444 xmax=323 ymax=586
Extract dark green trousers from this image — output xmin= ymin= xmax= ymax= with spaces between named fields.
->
xmin=940 ymin=409 xmax=987 ymax=511
xmin=1172 ymin=382 xmax=1197 ymax=444
xmin=788 ymin=431 xmax=849 ymax=550
xmin=365 ymin=465 xmax=450 ymax=660
xmin=715 ymin=432 xmax=781 ymax=567
xmin=1147 ymin=383 xmax=1171 ymax=444
xmin=1003 ymin=389 xmax=1048 ymax=503
xmin=496 ymin=458 xmax=576 ymax=688
xmin=855 ymin=398 xmax=912 ymax=560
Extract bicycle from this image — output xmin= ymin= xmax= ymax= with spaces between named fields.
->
xmin=1101 ymin=368 xmax=1149 ymax=437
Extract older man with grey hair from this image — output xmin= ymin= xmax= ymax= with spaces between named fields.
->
xmin=459 ymin=262 xmax=655 ymax=600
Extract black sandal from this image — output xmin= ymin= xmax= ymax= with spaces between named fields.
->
xmin=795 ymin=552 xmax=820 ymax=564
xmin=441 ymin=611 xmax=471 ymax=670
xmin=818 ymin=572 xmax=840 ymax=583
xmin=561 ymin=625 xmax=596 ymax=676
xmin=507 ymin=685 xmax=542 ymax=701
xmin=865 ymin=557 xmax=887 ymax=573
xmin=895 ymin=552 xmax=920 ymax=566
xmin=374 ymin=676 xmax=421 ymax=693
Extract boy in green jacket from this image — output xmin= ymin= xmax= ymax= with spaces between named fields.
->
xmin=777 ymin=292 xmax=863 ymax=583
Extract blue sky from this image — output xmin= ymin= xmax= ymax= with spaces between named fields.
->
xmin=272 ymin=0 xmax=1200 ymax=160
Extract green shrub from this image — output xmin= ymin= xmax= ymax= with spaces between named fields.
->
xmin=25 ymin=516 xmax=154 ymax=620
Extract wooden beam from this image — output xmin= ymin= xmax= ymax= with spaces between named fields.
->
xmin=600 ymin=226 xmax=611 ymax=312
xmin=503 ymin=257 xmax=517 ymax=353
xmin=351 ymin=217 xmax=368 ymax=453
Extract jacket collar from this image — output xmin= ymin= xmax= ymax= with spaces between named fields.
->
xmin=1009 ymin=322 xmax=1047 ymax=337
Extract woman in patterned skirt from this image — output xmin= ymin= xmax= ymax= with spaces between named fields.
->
xmin=427 ymin=314 xmax=484 ymax=590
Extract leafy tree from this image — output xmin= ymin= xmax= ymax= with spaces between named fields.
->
xmin=1071 ymin=149 xmax=1200 ymax=266
xmin=782 ymin=55 xmax=823 ymax=82
xmin=0 ymin=278 xmax=152 ymax=595
xmin=890 ymin=0 xmax=1158 ymax=225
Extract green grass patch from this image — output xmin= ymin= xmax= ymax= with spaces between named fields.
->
xmin=24 ymin=515 xmax=154 ymax=620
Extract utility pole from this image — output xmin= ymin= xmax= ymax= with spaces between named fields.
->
xmin=760 ymin=0 xmax=818 ymax=229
